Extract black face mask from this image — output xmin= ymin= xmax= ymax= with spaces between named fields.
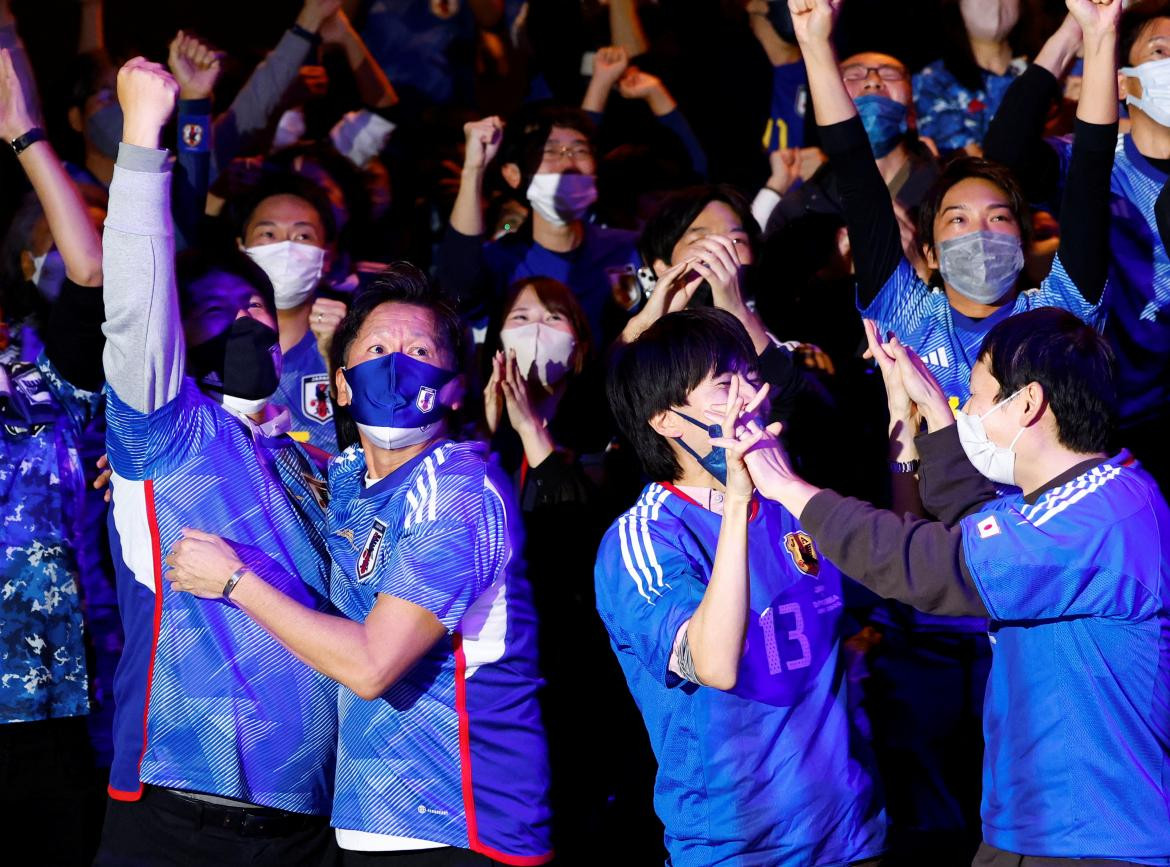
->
xmin=187 ymin=317 xmax=282 ymax=400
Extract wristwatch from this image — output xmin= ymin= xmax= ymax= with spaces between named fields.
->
xmin=10 ymin=127 xmax=46 ymax=156
xmin=888 ymin=459 xmax=921 ymax=474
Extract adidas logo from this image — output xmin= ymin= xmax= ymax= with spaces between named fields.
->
xmin=923 ymin=347 xmax=950 ymax=368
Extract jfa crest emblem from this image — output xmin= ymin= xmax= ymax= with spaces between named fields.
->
xmin=416 ymin=386 xmax=437 ymax=413
xmin=301 ymin=374 xmax=333 ymax=423
xmin=357 ymin=519 xmax=389 ymax=581
xmin=181 ymin=123 xmax=203 ymax=148
xmin=783 ymin=531 xmax=820 ymax=576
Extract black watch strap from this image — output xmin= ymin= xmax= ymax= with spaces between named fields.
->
xmin=11 ymin=127 xmax=46 ymax=156
xmin=290 ymin=23 xmax=322 ymax=45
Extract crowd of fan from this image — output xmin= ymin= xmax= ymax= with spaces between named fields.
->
xmin=2 ymin=0 xmax=1169 ymax=865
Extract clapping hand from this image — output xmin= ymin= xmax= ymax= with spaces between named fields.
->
xmin=0 ymin=48 xmax=35 ymax=143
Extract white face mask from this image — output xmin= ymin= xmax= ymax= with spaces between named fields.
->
xmin=525 ymin=173 xmax=597 ymax=227
xmin=31 ymin=248 xmax=67 ymax=303
xmin=245 ymin=241 xmax=326 ymax=309
xmin=1121 ymin=57 xmax=1170 ymax=127
xmin=273 ymin=107 xmax=307 ymax=150
xmin=499 ymin=322 xmax=577 ymax=389
xmin=221 ymin=393 xmax=271 ymax=417
xmin=955 ymin=387 xmax=1027 ymax=486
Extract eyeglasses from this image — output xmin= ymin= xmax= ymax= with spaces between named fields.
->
xmin=840 ymin=64 xmax=907 ymax=82
xmin=542 ymin=143 xmax=595 ymax=161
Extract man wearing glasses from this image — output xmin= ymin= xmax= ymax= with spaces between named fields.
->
xmin=759 ymin=51 xmax=940 ymax=237
xmin=440 ymin=104 xmax=641 ymax=346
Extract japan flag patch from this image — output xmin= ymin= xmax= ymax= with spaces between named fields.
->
xmin=977 ymin=516 xmax=1001 ymax=539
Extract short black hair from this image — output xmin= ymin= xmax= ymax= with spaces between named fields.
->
xmin=1121 ymin=0 xmax=1170 ymax=66
xmin=638 ymin=184 xmax=760 ymax=269
xmin=979 ymin=307 xmax=1117 ymax=454
xmin=917 ymin=155 xmax=1032 ymax=255
xmin=176 ymin=246 xmax=276 ymax=318
xmin=330 ymin=262 xmax=466 ymax=375
xmin=607 ymin=308 xmax=757 ymax=482
xmin=231 ymin=171 xmax=338 ymax=243
xmin=499 ymin=103 xmax=598 ymax=182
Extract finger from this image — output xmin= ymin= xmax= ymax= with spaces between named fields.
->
xmin=743 ymin=381 xmax=770 ymax=415
xmin=766 ymin=421 xmax=783 ymax=437
xmin=690 ymin=238 xmax=738 ymax=274
xmin=181 ymin=527 xmax=216 ymax=542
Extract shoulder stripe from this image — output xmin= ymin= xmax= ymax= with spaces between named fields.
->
xmin=618 ymin=516 xmax=655 ymax=604
xmin=1030 ymin=465 xmax=1123 ymax=528
xmin=423 ymin=456 xmax=439 ymax=523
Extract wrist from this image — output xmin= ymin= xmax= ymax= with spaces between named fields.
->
xmin=222 ymin=565 xmax=250 ymax=600
xmin=120 ymin=121 xmax=163 ymax=150
xmin=921 ymin=400 xmax=954 ymax=432
xmin=646 ymin=89 xmax=676 ymax=116
xmin=179 ymin=87 xmax=211 ymax=101
xmin=293 ymin=13 xmax=325 ymax=36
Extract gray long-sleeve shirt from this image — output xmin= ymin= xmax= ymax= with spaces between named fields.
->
xmin=101 ymin=144 xmax=183 ymax=415
xmin=212 ymin=29 xmax=314 ymax=175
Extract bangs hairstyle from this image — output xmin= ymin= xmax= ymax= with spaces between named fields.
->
xmin=607 ymin=308 xmax=757 ymax=482
xmin=979 ymin=307 xmax=1118 ymax=454
xmin=499 ymin=103 xmax=598 ymax=181
xmin=330 ymin=261 xmax=466 ymax=375
xmin=916 ymin=155 xmax=1032 ymax=254
xmin=1121 ymin=0 xmax=1170 ymax=66
xmin=498 ymin=277 xmax=592 ymax=375
xmin=176 ymin=246 xmax=276 ymax=318
xmin=638 ymin=184 xmax=761 ymax=268
xmin=231 ymin=171 xmax=338 ymax=244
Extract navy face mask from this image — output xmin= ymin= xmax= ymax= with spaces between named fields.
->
xmin=343 ymin=352 xmax=457 ymax=450
xmin=86 ymin=98 xmax=124 ymax=160
xmin=672 ymin=410 xmax=727 ymax=486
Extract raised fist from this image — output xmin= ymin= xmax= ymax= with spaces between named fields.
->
xmin=787 ymin=0 xmax=840 ymax=46
xmin=117 ymin=57 xmax=179 ymax=149
xmin=168 ymin=31 xmax=222 ymax=101
xmin=462 ymin=116 xmax=503 ymax=172
xmin=296 ymin=0 xmax=342 ymax=34
xmin=591 ymin=46 xmax=629 ymax=92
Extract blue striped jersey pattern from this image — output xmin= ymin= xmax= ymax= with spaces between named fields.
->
xmin=961 ymin=453 xmax=1170 ymax=862
xmin=860 ymin=255 xmax=1102 ymax=408
xmin=594 ymin=484 xmax=887 ymax=867
xmin=272 ymin=330 xmax=338 ymax=453
xmin=103 ymin=378 xmax=337 ymax=814
xmin=326 ymin=439 xmax=552 ymax=864
xmin=1050 ymin=133 xmax=1170 ymax=423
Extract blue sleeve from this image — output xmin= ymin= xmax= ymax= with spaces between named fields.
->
xmin=377 ymin=463 xmax=506 ymax=632
xmin=858 ymin=257 xmax=933 ymax=338
xmin=104 ymin=379 xmax=219 ymax=481
xmin=656 ymin=109 xmax=708 ymax=180
xmin=1030 ymin=253 xmax=1105 ymax=329
xmin=174 ymin=99 xmax=212 ymax=253
xmin=961 ymin=491 xmax=1158 ymax=622
xmin=594 ymin=519 xmax=707 ymax=686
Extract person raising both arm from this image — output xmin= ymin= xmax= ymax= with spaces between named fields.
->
xmin=790 ymin=0 xmax=1117 ymax=410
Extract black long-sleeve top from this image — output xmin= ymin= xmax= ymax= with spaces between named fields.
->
xmin=44 ymin=279 xmax=106 ymax=392
xmin=821 ymin=111 xmax=1115 ymax=309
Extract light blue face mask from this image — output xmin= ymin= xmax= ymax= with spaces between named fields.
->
xmin=955 ymin=387 xmax=1027 ymax=486
xmin=938 ymin=230 xmax=1024 ymax=305
xmin=672 ymin=410 xmax=727 ymax=486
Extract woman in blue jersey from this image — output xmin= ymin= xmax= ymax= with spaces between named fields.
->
xmin=596 ymin=306 xmax=887 ymax=866
xmin=791 ymin=0 xmax=1116 ymax=411
xmin=166 ymin=265 xmax=553 ymax=867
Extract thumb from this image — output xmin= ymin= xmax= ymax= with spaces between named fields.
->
xmin=766 ymin=421 xmax=783 ymax=437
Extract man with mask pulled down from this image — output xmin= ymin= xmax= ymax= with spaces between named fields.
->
xmin=439 ymin=105 xmax=641 ymax=346
xmin=725 ymin=309 xmax=1170 ymax=867
xmin=93 ymin=59 xmax=337 ymax=866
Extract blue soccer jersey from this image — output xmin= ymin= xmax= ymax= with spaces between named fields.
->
xmin=104 ymin=379 xmax=337 ymax=814
xmin=1050 ymin=134 xmax=1170 ymax=423
xmin=272 ymin=330 xmax=337 ymax=453
xmin=326 ymin=439 xmax=552 ymax=864
xmin=594 ymin=483 xmax=887 ymax=867
xmin=960 ymin=453 xmax=1170 ymax=862
xmin=862 ymin=257 xmax=1102 ymax=409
